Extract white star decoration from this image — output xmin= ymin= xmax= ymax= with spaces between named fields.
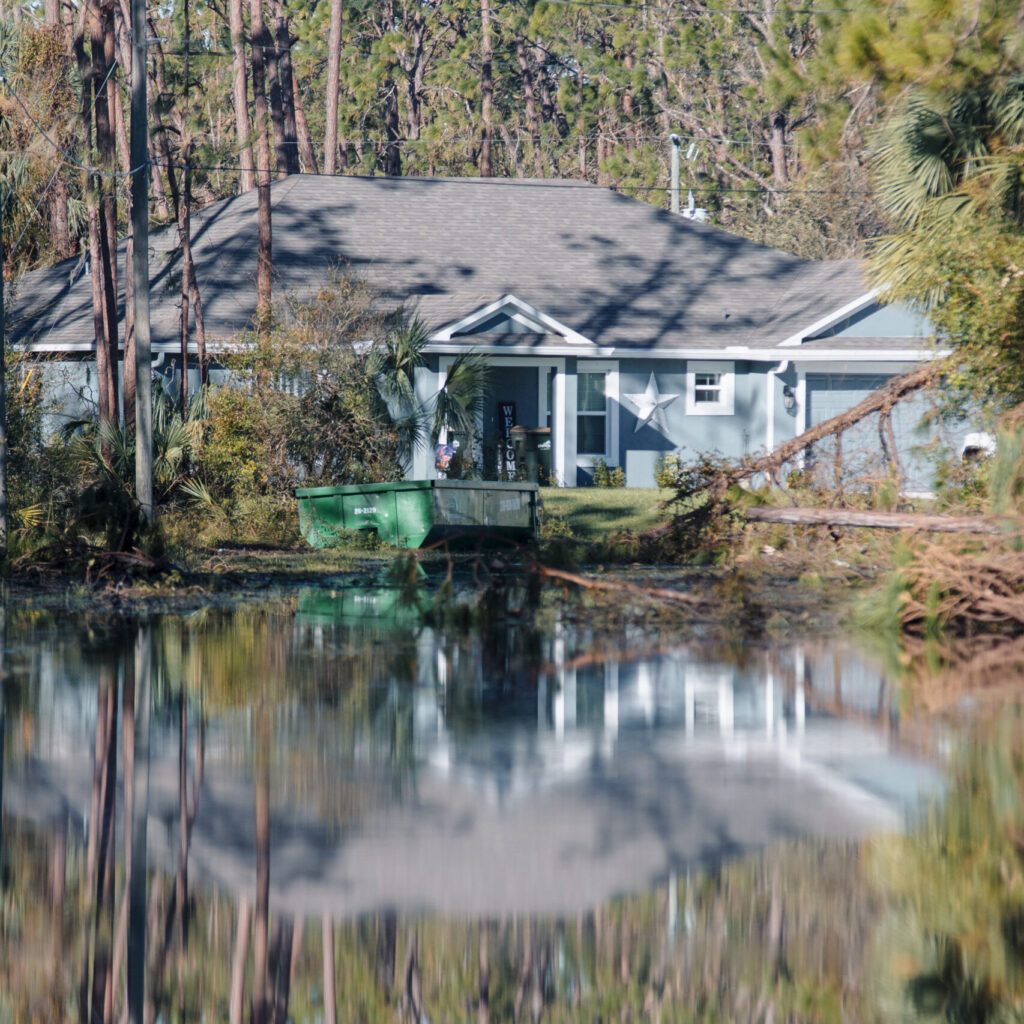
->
xmin=624 ymin=373 xmax=679 ymax=432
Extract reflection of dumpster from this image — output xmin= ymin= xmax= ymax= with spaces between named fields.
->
xmin=510 ymin=426 xmax=552 ymax=483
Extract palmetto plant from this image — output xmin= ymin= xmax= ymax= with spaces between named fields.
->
xmin=869 ymin=81 xmax=1024 ymax=297
xmin=64 ymin=385 xmax=206 ymax=547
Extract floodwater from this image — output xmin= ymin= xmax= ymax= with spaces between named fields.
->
xmin=0 ymin=579 xmax=1020 ymax=1022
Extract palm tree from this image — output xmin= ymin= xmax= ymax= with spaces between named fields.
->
xmin=866 ymin=81 xmax=1024 ymax=409
xmin=432 ymin=353 xmax=491 ymax=446
xmin=369 ymin=316 xmax=491 ymax=473
xmin=868 ymin=82 xmax=1024 ymax=297
xmin=367 ymin=316 xmax=430 ymax=460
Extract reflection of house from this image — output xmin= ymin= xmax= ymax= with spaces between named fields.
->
xmin=10 ymin=175 xmax=951 ymax=486
xmin=416 ymin=633 xmax=937 ymax=815
xmin=7 ymin=621 xmax=939 ymax=919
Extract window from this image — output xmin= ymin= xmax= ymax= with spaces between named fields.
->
xmin=577 ymin=372 xmax=607 ymax=454
xmin=694 ymin=371 xmax=722 ymax=404
xmin=685 ymin=361 xmax=735 ymax=415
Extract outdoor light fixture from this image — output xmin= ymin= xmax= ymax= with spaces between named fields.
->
xmin=782 ymin=384 xmax=796 ymax=411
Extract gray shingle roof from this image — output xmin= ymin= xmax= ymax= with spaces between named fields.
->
xmin=9 ymin=174 xmax=876 ymax=354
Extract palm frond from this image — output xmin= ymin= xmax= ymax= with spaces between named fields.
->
xmin=432 ymin=352 xmax=491 ymax=443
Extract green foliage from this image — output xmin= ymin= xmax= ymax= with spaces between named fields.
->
xmin=867 ymin=717 xmax=1024 ymax=1023
xmin=431 ymin=352 xmax=491 ymax=446
xmin=591 ymin=458 xmax=625 ymax=488
xmin=654 ymin=452 xmax=682 ymax=488
xmin=187 ymin=279 xmax=406 ymax=543
xmin=664 ymin=454 xmax=749 ymax=561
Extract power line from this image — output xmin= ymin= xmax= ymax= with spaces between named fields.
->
xmin=153 ymin=160 xmax=830 ymax=195
xmin=540 ymin=0 xmax=857 ymax=10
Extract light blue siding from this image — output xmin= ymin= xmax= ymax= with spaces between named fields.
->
xmin=812 ymin=301 xmax=930 ymax=340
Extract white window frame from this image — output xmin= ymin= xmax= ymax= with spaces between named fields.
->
xmin=685 ymin=360 xmax=735 ymax=416
xmin=575 ymin=360 xmax=619 ymax=466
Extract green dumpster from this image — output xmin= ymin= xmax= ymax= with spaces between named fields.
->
xmin=295 ymin=479 xmax=540 ymax=549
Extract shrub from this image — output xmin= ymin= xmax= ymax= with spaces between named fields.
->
xmin=592 ymin=458 xmax=625 ymax=487
xmin=655 ymin=452 xmax=682 ymax=488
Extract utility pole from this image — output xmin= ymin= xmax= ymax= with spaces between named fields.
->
xmin=669 ymin=133 xmax=681 ymax=215
xmin=131 ymin=0 xmax=153 ymax=519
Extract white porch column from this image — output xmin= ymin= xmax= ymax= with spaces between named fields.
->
xmin=412 ymin=363 xmax=438 ymax=479
xmin=555 ymin=359 xmax=578 ymax=486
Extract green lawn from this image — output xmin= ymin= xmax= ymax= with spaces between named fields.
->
xmin=538 ymin=487 xmax=674 ymax=539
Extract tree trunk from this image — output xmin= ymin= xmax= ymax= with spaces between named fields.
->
xmin=252 ymin=705 xmax=272 ymax=1024
xmin=376 ymin=911 xmax=396 ymax=993
xmin=742 ymin=505 xmax=1002 ymax=534
xmin=229 ymin=0 xmax=256 ymax=193
xmin=322 ymin=917 xmax=337 ymax=1024
xmin=516 ymin=36 xmax=544 ymax=178
xmin=83 ymin=0 xmax=118 ymax=427
xmin=263 ymin=8 xmax=287 ymax=177
xmin=179 ymin=157 xmax=192 ymax=412
xmin=324 ymin=0 xmax=343 ymax=175
xmin=291 ymin=70 xmax=318 ymax=174
xmin=250 ymin=0 xmax=273 ymax=332
xmin=768 ymin=112 xmax=788 ymax=184
xmin=48 ymin=175 xmax=74 ymax=260
xmin=479 ymin=0 xmax=493 ymax=177
xmin=382 ymin=79 xmax=401 ymax=176
xmin=274 ymin=10 xmax=299 ymax=174
xmin=97 ymin=0 xmax=120 ymax=424
xmin=272 ymin=918 xmax=294 ymax=1024
xmin=229 ymin=899 xmax=252 ymax=1024
xmin=478 ymin=920 xmax=490 ymax=1024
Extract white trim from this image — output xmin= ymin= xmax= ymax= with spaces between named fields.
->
xmin=791 ymin=360 xmax=918 ymax=374
xmin=430 ymin=293 xmax=595 ymax=345
xmin=795 ymin=372 xmax=807 ymax=436
xmin=20 ymin=339 xmax=941 ymax=363
xmin=778 ymin=290 xmax=881 ymax=347
xmin=554 ymin=367 xmax=569 ymax=485
xmin=421 ymin=342 xmax=942 ymax=362
xmin=685 ymin=360 xmax=734 ymax=416
xmin=574 ymin=360 xmax=619 ymax=465
xmin=765 ymin=359 xmax=789 ymax=454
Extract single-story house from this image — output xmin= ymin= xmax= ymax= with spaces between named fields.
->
xmin=9 ymin=174 xmax=951 ymax=487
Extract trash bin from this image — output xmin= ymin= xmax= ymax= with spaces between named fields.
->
xmin=510 ymin=426 xmax=552 ymax=483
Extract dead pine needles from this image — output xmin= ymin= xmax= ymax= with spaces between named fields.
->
xmin=887 ymin=539 xmax=1024 ymax=635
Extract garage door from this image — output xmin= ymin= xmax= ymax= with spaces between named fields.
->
xmin=806 ymin=373 xmax=935 ymax=492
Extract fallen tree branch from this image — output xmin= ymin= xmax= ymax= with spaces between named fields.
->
xmin=530 ymin=562 xmax=711 ymax=606
xmin=743 ymin=505 xmax=1003 ymax=534
xmin=747 ymin=363 xmax=939 ymax=482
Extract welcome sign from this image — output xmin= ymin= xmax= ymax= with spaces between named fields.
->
xmin=498 ymin=401 xmax=516 ymax=479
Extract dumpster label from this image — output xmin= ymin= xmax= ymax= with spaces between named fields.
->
xmin=498 ymin=401 xmax=516 ymax=479
xmin=354 ymin=506 xmax=383 ymax=516
xmin=499 ymin=497 xmax=522 ymax=513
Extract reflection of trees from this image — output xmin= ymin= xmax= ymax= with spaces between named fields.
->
xmin=2 ymin=813 xmax=877 ymax=1021
xmin=868 ymin=718 xmax=1024 ymax=1022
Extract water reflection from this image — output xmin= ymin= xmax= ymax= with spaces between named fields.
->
xmin=0 ymin=587 xmax=970 ymax=1022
